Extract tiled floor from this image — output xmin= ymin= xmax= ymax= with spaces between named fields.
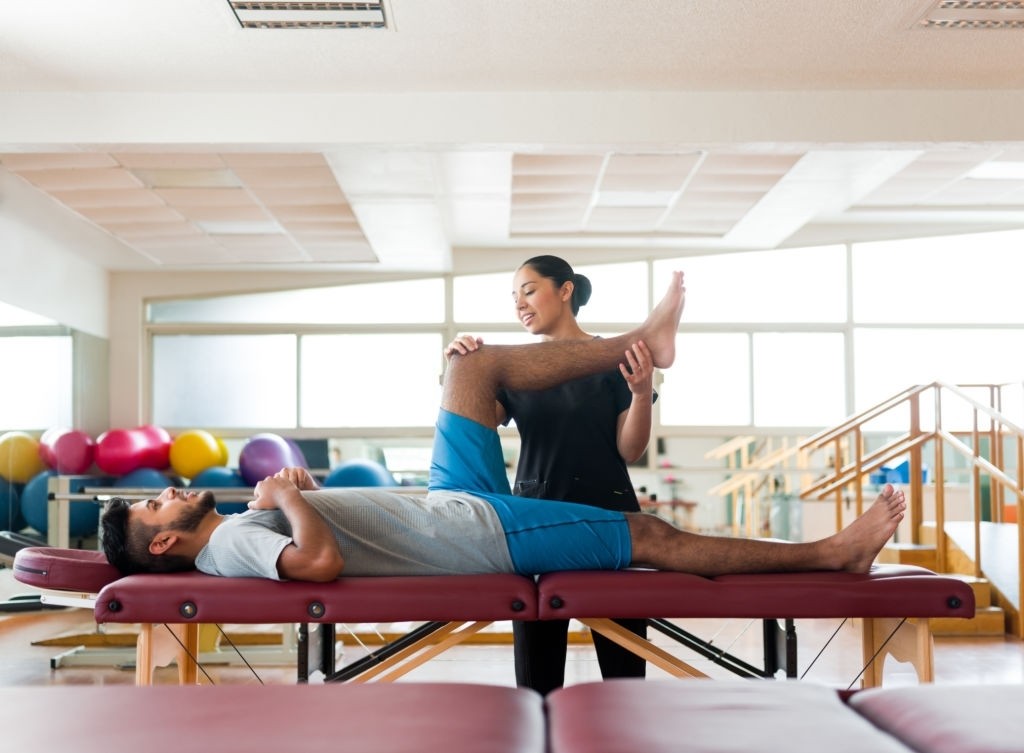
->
xmin=2 ymin=567 xmax=1022 ymax=690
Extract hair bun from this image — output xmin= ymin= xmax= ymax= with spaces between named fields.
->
xmin=572 ymin=273 xmax=593 ymax=308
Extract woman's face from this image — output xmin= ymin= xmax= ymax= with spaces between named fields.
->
xmin=512 ymin=265 xmax=572 ymax=336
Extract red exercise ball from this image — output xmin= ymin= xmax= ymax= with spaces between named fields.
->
xmin=137 ymin=425 xmax=172 ymax=470
xmin=95 ymin=428 xmax=146 ymax=476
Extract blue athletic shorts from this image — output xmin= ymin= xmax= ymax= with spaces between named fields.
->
xmin=429 ymin=409 xmax=631 ymax=574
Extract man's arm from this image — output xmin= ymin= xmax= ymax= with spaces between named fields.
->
xmin=249 ymin=469 xmax=344 ymax=582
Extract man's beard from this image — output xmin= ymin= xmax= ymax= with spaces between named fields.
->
xmin=170 ymin=490 xmax=217 ymax=533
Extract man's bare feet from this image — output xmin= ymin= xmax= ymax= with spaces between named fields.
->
xmin=829 ymin=484 xmax=906 ymax=573
xmin=641 ymin=271 xmax=686 ymax=369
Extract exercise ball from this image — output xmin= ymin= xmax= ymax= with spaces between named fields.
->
xmin=191 ymin=466 xmax=248 ymax=514
xmin=0 ymin=480 xmax=23 ymax=531
xmin=113 ymin=467 xmax=174 ymax=490
xmin=137 ymin=425 xmax=172 ymax=470
xmin=285 ymin=438 xmax=308 ymax=468
xmin=38 ymin=427 xmax=64 ymax=468
xmin=216 ymin=436 xmax=230 ymax=465
xmin=48 ymin=429 xmax=96 ymax=474
xmin=0 ymin=431 xmax=47 ymax=484
xmin=324 ymin=459 xmax=396 ymax=488
xmin=238 ymin=433 xmax=295 ymax=485
xmin=95 ymin=428 xmax=145 ymax=476
xmin=170 ymin=429 xmax=224 ymax=479
xmin=21 ymin=470 xmax=99 ymax=538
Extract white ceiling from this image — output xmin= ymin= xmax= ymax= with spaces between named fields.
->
xmin=2 ymin=0 xmax=1024 ymax=276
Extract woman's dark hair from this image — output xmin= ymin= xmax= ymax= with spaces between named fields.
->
xmin=100 ymin=497 xmax=195 ymax=575
xmin=519 ymin=255 xmax=592 ymax=316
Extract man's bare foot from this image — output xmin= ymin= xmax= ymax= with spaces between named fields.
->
xmin=830 ymin=484 xmax=906 ymax=573
xmin=641 ymin=271 xmax=686 ymax=369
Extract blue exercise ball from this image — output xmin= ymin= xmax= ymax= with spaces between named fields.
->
xmin=191 ymin=466 xmax=248 ymax=514
xmin=0 ymin=479 xmax=24 ymax=532
xmin=20 ymin=470 xmax=99 ymax=538
xmin=113 ymin=467 xmax=175 ymax=490
xmin=323 ymin=459 xmax=396 ymax=488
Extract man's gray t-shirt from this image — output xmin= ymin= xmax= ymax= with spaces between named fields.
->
xmin=194 ymin=489 xmax=515 ymax=580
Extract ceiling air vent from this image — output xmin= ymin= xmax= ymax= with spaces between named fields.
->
xmin=227 ymin=1 xmax=387 ymax=29
xmin=917 ymin=0 xmax=1024 ymax=28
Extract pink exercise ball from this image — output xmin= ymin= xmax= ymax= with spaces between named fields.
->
xmin=52 ymin=430 xmax=96 ymax=474
xmin=38 ymin=427 xmax=64 ymax=468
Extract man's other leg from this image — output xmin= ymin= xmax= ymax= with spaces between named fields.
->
xmin=626 ymin=485 xmax=907 ymax=576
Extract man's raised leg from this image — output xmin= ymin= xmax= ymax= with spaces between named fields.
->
xmin=442 ymin=271 xmax=686 ymax=426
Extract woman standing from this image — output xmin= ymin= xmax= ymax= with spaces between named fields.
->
xmin=445 ymin=255 xmax=655 ymax=694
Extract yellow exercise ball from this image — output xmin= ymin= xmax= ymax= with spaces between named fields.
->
xmin=169 ymin=429 xmax=225 ymax=479
xmin=0 ymin=431 xmax=47 ymax=484
xmin=216 ymin=436 xmax=229 ymax=466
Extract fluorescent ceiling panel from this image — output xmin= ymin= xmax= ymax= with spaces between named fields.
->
xmin=228 ymin=1 xmax=387 ymax=29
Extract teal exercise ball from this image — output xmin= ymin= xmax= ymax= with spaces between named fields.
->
xmin=113 ymin=467 xmax=175 ymax=490
xmin=191 ymin=466 xmax=248 ymax=514
xmin=21 ymin=470 xmax=99 ymax=538
xmin=0 ymin=480 xmax=23 ymax=531
xmin=324 ymin=459 xmax=396 ymax=488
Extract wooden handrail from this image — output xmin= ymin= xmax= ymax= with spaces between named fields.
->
xmin=801 ymin=384 xmax=929 ymax=449
xmin=704 ymin=435 xmax=756 ymax=459
xmin=717 ymin=381 xmax=1024 ymax=638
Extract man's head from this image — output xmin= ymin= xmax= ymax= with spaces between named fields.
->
xmin=100 ymin=487 xmax=218 ymax=575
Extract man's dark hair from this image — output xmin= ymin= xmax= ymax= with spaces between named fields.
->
xmin=100 ymin=497 xmax=195 ymax=575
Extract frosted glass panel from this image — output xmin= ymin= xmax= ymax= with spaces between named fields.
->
xmin=149 ymin=279 xmax=444 ymax=324
xmin=453 ymin=271 xmax=508 ymax=323
xmin=301 ymin=334 xmax=443 ymax=427
xmin=153 ymin=335 xmax=297 ymax=428
xmin=660 ymin=333 xmax=751 ymax=426
xmin=0 ymin=337 xmax=72 ymax=429
xmin=573 ymin=262 xmax=649 ymax=323
xmin=753 ymin=333 xmax=846 ymax=427
xmin=853 ymin=230 xmax=1024 ymax=323
xmin=854 ymin=328 xmax=1024 ymax=422
xmin=653 ymin=246 xmax=846 ymax=323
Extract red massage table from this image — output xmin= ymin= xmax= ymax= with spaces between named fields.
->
xmin=2 ymin=678 xmax=1019 ymax=752
xmin=547 ymin=679 xmax=1024 ymax=753
xmin=12 ymin=546 xmax=974 ymax=687
xmin=2 ymin=682 xmax=545 ymax=753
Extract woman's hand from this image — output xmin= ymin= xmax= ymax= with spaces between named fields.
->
xmin=620 ymin=341 xmax=654 ymax=397
xmin=444 ymin=334 xmax=484 ymax=361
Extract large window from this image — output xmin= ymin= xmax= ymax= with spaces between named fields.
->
xmin=150 ymin=279 xmax=447 ymax=430
xmin=143 ymin=236 xmax=1024 ymax=435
